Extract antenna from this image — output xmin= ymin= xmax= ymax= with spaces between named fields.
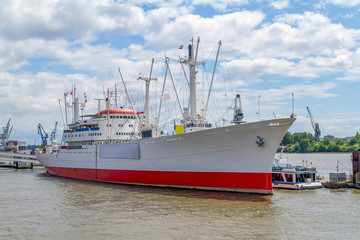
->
xmin=257 ymin=95 xmax=261 ymax=120
xmin=291 ymin=93 xmax=294 ymax=117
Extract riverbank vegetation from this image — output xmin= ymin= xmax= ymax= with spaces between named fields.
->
xmin=281 ymin=132 xmax=360 ymax=153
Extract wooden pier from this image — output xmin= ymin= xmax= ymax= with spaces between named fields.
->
xmin=321 ymin=181 xmax=355 ymax=189
xmin=321 ymin=152 xmax=360 ymax=189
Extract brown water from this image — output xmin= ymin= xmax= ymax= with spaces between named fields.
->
xmin=1 ymin=153 xmax=359 ymax=240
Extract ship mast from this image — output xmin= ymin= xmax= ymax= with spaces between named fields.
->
xmin=184 ymin=37 xmax=205 ymax=122
xmin=64 ymin=93 xmax=68 ymax=129
xmin=138 ymin=58 xmax=157 ymax=128
xmin=73 ymin=85 xmax=80 ymax=123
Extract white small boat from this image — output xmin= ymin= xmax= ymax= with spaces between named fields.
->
xmin=272 ymin=156 xmax=322 ymax=190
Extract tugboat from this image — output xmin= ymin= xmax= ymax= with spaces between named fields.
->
xmin=272 ymin=154 xmax=322 ymax=189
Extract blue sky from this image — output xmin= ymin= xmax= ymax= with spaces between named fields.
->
xmin=1 ymin=0 xmax=360 ymax=144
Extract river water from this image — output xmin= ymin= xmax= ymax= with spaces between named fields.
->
xmin=1 ymin=153 xmax=359 ymax=240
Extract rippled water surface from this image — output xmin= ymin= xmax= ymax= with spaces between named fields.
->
xmin=1 ymin=153 xmax=359 ymax=239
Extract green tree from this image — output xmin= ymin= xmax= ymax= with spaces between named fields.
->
xmin=281 ymin=132 xmax=358 ymax=153
xmin=327 ymin=141 xmax=338 ymax=152
xmin=281 ymin=132 xmax=293 ymax=146
xmin=321 ymin=138 xmax=331 ymax=146
xmin=335 ymin=139 xmax=346 ymax=152
xmin=317 ymin=142 xmax=327 ymax=152
xmin=288 ymin=142 xmax=300 ymax=153
xmin=354 ymin=133 xmax=360 ymax=140
xmin=348 ymin=138 xmax=358 ymax=146
xmin=299 ymin=139 xmax=310 ymax=153
xmin=335 ymin=139 xmax=345 ymax=146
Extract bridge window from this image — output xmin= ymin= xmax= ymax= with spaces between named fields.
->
xmin=285 ymin=174 xmax=294 ymax=182
xmin=272 ymin=173 xmax=284 ymax=182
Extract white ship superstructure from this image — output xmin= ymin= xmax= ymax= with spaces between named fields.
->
xmin=37 ymin=38 xmax=295 ymax=194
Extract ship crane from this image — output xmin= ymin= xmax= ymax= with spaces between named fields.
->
xmin=37 ymin=123 xmax=48 ymax=152
xmin=306 ymin=107 xmax=321 ymax=141
xmin=230 ymin=94 xmax=245 ymax=124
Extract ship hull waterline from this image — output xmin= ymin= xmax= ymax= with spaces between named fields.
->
xmin=37 ymin=117 xmax=295 ymax=195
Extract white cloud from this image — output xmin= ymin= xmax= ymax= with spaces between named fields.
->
xmin=246 ymin=12 xmax=360 ymax=59
xmin=144 ymin=10 xmax=265 ymax=52
xmin=269 ymin=0 xmax=290 ymax=10
xmin=0 ymin=0 xmax=149 ymax=41
xmin=123 ymin=0 xmax=249 ymax=11
xmin=0 ymin=38 xmax=40 ymax=71
xmin=190 ymin=0 xmax=249 ymax=11
xmin=322 ymin=0 xmax=360 ymax=7
xmin=238 ymin=82 xmax=338 ymax=111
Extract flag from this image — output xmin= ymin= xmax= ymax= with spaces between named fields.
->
xmin=84 ymin=92 xmax=87 ymax=103
xmin=70 ymin=91 xmax=73 ymax=95
xmin=64 ymin=91 xmax=69 ymax=97
xmin=160 ymin=93 xmax=170 ymax=101
xmin=179 ymin=44 xmax=184 ymax=49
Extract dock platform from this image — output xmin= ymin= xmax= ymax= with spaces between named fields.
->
xmin=321 ymin=181 xmax=355 ymax=189
xmin=0 ymin=152 xmax=40 ymax=169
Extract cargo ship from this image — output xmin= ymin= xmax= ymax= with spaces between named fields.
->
xmin=36 ymin=38 xmax=295 ymax=194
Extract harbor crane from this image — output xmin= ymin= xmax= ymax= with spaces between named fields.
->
xmin=306 ymin=107 xmax=321 ymax=141
xmin=1 ymin=118 xmax=13 ymax=147
xmin=50 ymin=121 xmax=58 ymax=145
xmin=37 ymin=123 xmax=48 ymax=152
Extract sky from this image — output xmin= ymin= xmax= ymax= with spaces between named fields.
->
xmin=1 ymin=0 xmax=360 ymax=145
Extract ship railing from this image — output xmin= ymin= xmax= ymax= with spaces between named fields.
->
xmin=329 ymin=172 xmax=348 ymax=183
